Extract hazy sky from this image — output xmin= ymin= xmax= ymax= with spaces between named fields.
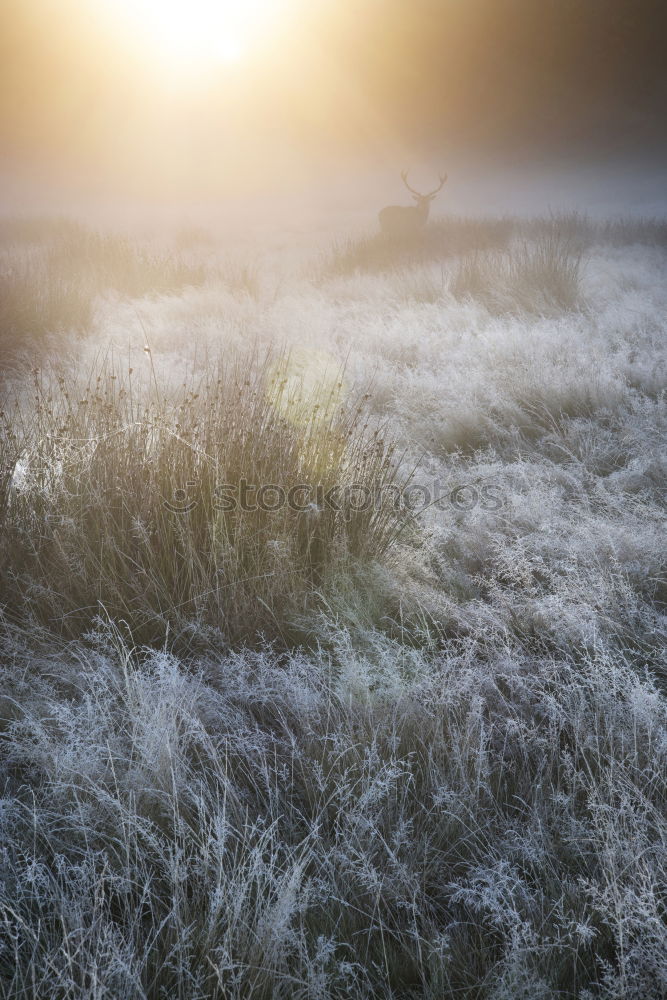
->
xmin=2 ymin=0 xmax=666 ymax=201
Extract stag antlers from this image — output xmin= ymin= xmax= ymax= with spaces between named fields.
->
xmin=400 ymin=170 xmax=448 ymax=198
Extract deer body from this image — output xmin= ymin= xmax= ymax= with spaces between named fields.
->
xmin=378 ymin=170 xmax=447 ymax=237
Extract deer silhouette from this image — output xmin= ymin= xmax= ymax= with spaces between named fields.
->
xmin=378 ymin=170 xmax=447 ymax=236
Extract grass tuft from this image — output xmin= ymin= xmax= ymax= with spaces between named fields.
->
xmin=0 ymin=350 xmax=410 ymax=647
xmin=450 ymin=232 xmax=584 ymax=314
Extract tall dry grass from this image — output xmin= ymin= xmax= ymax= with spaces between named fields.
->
xmin=324 ymin=214 xmax=515 ymax=276
xmin=324 ymin=217 xmax=586 ymax=315
xmin=450 ymin=233 xmax=584 ymax=314
xmin=0 ymin=220 xmax=210 ymax=361
xmin=324 ymin=211 xmax=667 ymax=280
xmin=0 ymin=350 xmax=409 ymax=647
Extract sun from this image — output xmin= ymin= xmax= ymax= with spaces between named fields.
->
xmin=106 ymin=0 xmax=287 ymax=69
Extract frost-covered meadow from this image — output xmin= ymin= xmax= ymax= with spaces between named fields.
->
xmin=1 ymin=210 xmax=666 ymax=998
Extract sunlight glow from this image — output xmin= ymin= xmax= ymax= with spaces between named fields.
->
xmin=105 ymin=0 xmax=288 ymax=69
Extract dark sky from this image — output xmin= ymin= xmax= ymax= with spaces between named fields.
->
xmin=2 ymin=0 xmax=666 ymax=198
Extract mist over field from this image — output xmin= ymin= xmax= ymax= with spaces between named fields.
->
xmin=1 ymin=1 xmax=667 ymax=998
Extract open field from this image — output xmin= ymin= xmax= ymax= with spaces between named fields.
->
xmin=1 ymin=211 xmax=666 ymax=998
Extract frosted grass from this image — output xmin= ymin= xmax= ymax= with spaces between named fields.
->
xmin=1 ymin=211 xmax=666 ymax=997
